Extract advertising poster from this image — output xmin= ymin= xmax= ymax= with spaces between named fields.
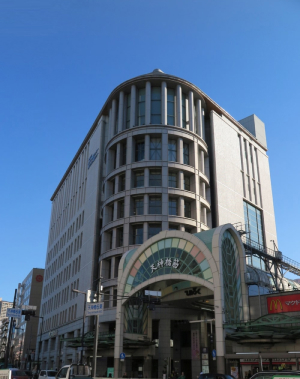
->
xmin=231 ymin=367 xmax=239 ymax=379
xmin=191 ymin=330 xmax=200 ymax=359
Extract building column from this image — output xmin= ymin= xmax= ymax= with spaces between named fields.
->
xmin=145 ymin=81 xmax=151 ymax=125
xmin=161 ymin=81 xmax=167 ymax=125
xmin=143 ymin=222 xmax=148 ymax=243
xmin=144 ymin=194 xmax=149 ymax=215
xmin=144 ymin=168 xmax=149 ymax=188
xmin=191 ymin=323 xmax=201 ymax=379
xmin=145 ymin=135 xmax=150 ymax=161
xmin=202 ymin=109 xmax=205 ymax=141
xmin=113 ymin=200 xmax=118 ymax=221
xmin=176 ymin=85 xmax=182 ymax=128
xmin=178 ymin=171 xmax=184 ymax=190
xmin=126 ymin=135 xmax=132 ymax=165
xmin=162 ymin=166 xmax=168 ymax=188
xmin=188 ymin=91 xmax=194 ymax=132
xmin=123 ymin=222 xmax=130 ymax=247
xmin=111 ymin=99 xmax=117 ymax=136
xmin=115 ymin=175 xmax=119 ymax=194
xmin=118 ymin=91 xmax=124 ymax=133
xmin=193 ymin=141 xmax=199 ymax=170
xmin=162 ymin=193 xmax=168 ymax=219
xmin=200 ymin=150 xmax=205 ymax=173
xmin=158 ymin=319 xmax=171 ymax=378
xmin=108 ymin=107 xmax=113 ymax=140
xmin=162 ymin=131 xmax=168 ymax=162
xmin=130 ymin=85 xmax=136 ymax=128
xmin=196 ymin=98 xmax=202 ymax=137
xmin=179 ymin=197 xmax=184 ymax=217
xmin=177 ymin=138 xmax=183 ymax=164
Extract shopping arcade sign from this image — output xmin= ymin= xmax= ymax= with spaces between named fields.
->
xmin=267 ymin=294 xmax=300 ymax=314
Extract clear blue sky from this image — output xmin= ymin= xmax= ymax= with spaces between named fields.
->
xmin=1 ymin=0 xmax=299 ymax=302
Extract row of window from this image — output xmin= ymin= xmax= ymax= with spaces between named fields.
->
xmin=111 ymin=85 xmax=202 ymax=133
xmin=106 ymin=196 xmax=194 ymax=224
xmin=105 ymin=222 xmax=194 ymax=250
xmin=43 ymin=255 xmax=81 ymax=299
xmin=108 ymin=136 xmax=191 ymax=170
xmin=46 ymin=210 xmax=84 ymax=266
xmin=42 ymin=304 xmax=77 ymax=333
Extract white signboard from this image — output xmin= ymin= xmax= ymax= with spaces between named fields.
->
xmin=6 ymin=308 xmax=22 ymax=318
xmin=22 ymin=305 xmax=37 ymax=310
xmin=85 ymin=302 xmax=104 ymax=316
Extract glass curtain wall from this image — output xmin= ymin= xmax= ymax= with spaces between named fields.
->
xmin=151 ymin=87 xmax=161 ymax=124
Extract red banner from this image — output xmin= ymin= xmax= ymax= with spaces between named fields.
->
xmin=267 ymin=293 xmax=300 ymax=314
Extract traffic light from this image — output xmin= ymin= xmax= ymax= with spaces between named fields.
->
xmin=22 ymin=310 xmax=35 ymax=321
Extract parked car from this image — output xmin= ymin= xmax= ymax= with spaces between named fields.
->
xmin=199 ymin=374 xmax=234 ymax=379
xmin=24 ymin=371 xmax=33 ymax=379
xmin=0 ymin=368 xmax=30 ymax=379
xmin=250 ymin=371 xmax=300 ymax=379
xmin=55 ymin=364 xmax=92 ymax=379
xmin=38 ymin=371 xmax=57 ymax=379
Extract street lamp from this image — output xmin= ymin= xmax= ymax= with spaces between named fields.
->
xmin=33 ymin=316 xmax=44 ymax=371
xmin=15 ymin=327 xmax=24 ymax=368
xmin=72 ymin=289 xmax=87 ymax=364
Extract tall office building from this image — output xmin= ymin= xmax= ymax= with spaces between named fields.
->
xmin=0 ymin=299 xmax=13 ymax=360
xmin=38 ymin=70 xmax=285 ymax=375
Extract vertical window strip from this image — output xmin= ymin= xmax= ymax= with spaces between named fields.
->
xmin=182 ymin=94 xmax=187 ymax=128
xmin=151 ymin=87 xmax=161 ymax=124
xmin=167 ymin=89 xmax=175 ymax=125
xmin=138 ymin=89 xmax=145 ymax=125
xmin=126 ymin=94 xmax=131 ymax=129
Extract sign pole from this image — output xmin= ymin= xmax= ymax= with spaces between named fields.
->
xmin=92 ymin=261 xmax=102 ymax=377
xmin=5 ymin=289 xmax=17 ymax=368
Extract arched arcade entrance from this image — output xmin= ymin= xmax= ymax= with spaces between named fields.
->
xmin=113 ymin=226 xmax=248 ymax=378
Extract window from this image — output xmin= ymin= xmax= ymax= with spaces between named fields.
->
xmin=119 ymin=174 xmax=126 ymax=191
xmin=120 ymin=141 xmax=127 ymax=166
xmin=168 ymin=172 xmax=177 ymax=188
xmin=107 ymin=231 xmax=113 ymax=250
xmin=149 ymin=196 xmax=162 ymax=214
xmin=182 ymin=94 xmax=187 ymax=128
xmin=138 ymin=88 xmax=145 ymax=125
xmin=132 ymin=224 xmax=143 ymax=244
xmin=135 ymin=139 xmax=145 ymax=161
xmin=169 ymin=224 xmax=179 ymax=230
xmin=108 ymin=203 xmax=114 ymax=222
xmin=150 ymin=137 xmax=162 ymax=160
xmin=114 ymin=256 xmax=121 ymax=277
xmin=151 ymin=87 xmax=161 ymax=124
xmin=168 ymin=139 xmax=177 ymax=161
xmin=104 ymin=290 xmax=110 ymax=309
xmin=133 ymin=197 xmax=144 ymax=215
xmin=169 ymin=198 xmax=177 ymax=215
xmin=243 ymin=201 xmax=264 ymax=246
xmin=126 ymin=94 xmax=131 ymax=129
xmin=184 ymin=200 xmax=191 ymax=218
xmin=133 ymin=170 xmax=144 ymax=188
xmin=149 ymin=169 xmax=162 ymax=186
xmin=167 ymin=89 xmax=175 ymax=125
xmin=118 ymin=200 xmax=124 ymax=218
xmin=183 ymin=143 xmax=189 ymax=165
xmin=184 ymin=175 xmax=190 ymax=191
xmin=116 ymin=227 xmax=123 ymax=247
xmin=113 ymin=288 xmax=118 ymax=307
xmin=148 ymin=223 xmax=162 ymax=239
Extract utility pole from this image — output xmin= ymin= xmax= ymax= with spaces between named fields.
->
xmin=5 ymin=289 xmax=17 ymax=368
xmin=92 ymin=261 xmax=103 ymax=377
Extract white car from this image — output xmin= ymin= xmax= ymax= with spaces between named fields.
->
xmin=38 ymin=370 xmax=57 ymax=379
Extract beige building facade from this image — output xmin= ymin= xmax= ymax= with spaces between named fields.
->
xmin=36 ymin=70 xmax=298 ymax=377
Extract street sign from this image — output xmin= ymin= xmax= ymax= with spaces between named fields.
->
xmin=120 ymin=353 xmax=126 ymax=360
xmin=22 ymin=305 xmax=37 ymax=310
xmin=85 ymin=302 xmax=104 ymax=316
xmin=212 ymin=349 xmax=216 ymax=357
xmin=6 ymin=308 xmax=22 ymax=318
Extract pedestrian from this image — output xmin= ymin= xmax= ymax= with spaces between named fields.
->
xmin=179 ymin=372 xmax=185 ymax=379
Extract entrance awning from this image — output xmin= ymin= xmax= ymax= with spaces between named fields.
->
xmin=60 ymin=331 xmax=156 ymax=349
xmin=224 ymin=313 xmax=300 ymax=342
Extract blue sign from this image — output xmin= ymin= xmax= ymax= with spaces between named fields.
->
xmin=120 ymin=353 xmax=126 ymax=359
xmin=6 ymin=308 xmax=22 ymax=318
xmin=212 ymin=349 xmax=216 ymax=358
xmin=88 ymin=149 xmax=99 ymax=169
xmin=85 ymin=302 xmax=104 ymax=316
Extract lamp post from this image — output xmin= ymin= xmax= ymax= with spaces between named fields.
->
xmin=72 ymin=289 xmax=87 ymax=364
xmin=15 ymin=327 xmax=24 ymax=368
xmin=33 ymin=316 xmax=44 ymax=370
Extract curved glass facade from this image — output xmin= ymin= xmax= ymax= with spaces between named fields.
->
xmin=124 ymin=237 xmax=213 ymax=294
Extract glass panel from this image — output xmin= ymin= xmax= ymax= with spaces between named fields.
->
xmin=183 ymin=143 xmax=189 ymax=165
xmin=169 ymin=199 xmax=177 ymax=215
xmin=168 ymin=172 xmax=177 ymax=187
xmin=138 ymin=89 xmax=145 ymax=125
xmin=168 ymin=139 xmax=177 ymax=161
xmin=149 ymin=196 xmax=162 ymax=214
xmin=151 ymin=87 xmax=161 ymax=124
xmin=182 ymin=94 xmax=187 ymax=128
xmin=184 ymin=175 xmax=190 ymax=191
xmin=149 ymin=169 xmax=162 ymax=186
xmin=126 ymin=94 xmax=131 ymax=129
xmin=133 ymin=225 xmax=143 ymax=244
xmin=135 ymin=140 xmax=145 ymax=161
xmin=150 ymin=137 xmax=162 ymax=160
xmin=133 ymin=171 xmax=144 ymax=188
xmin=133 ymin=197 xmax=144 ymax=215
xmin=167 ymin=88 xmax=175 ymax=125
xmin=184 ymin=201 xmax=191 ymax=218
xmin=148 ymin=224 xmax=162 ymax=239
